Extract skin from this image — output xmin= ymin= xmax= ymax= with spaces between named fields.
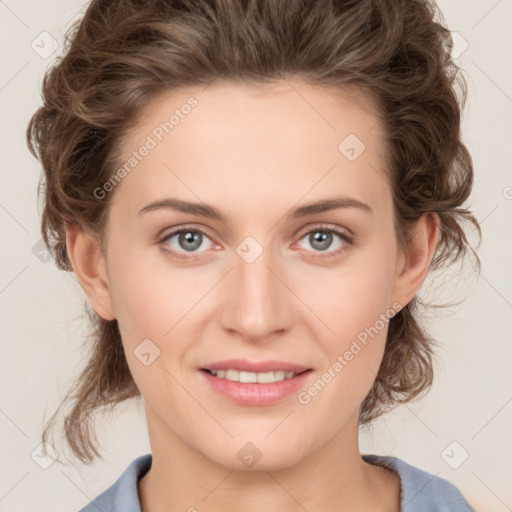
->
xmin=66 ymin=78 xmax=439 ymax=512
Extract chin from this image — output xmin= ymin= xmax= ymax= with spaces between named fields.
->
xmin=205 ymin=442 xmax=306 ymax=472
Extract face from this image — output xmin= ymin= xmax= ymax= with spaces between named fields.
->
xmin=86 ymin=79 xmax=417 ymax=470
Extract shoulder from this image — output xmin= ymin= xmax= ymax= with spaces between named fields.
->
xmin=79 ymin=453 xmax=152 ymax=512
xmin=362 ymin=454 xmax=475 ymax=512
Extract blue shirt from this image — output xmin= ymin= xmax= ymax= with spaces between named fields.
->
xmin=79 ymin=453 xmax=475 ymax=511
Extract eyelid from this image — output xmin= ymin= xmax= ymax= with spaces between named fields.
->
xmin=294 ymin=222 xmax=352 ymax=240
xmin=157 ymin=223 xmax=216 ymax=243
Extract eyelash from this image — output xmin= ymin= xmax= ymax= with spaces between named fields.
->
xmin=158 ymin=223 xmax=353 ymax=261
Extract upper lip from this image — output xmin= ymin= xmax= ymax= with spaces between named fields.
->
xmin=201 ymin=359 xmax=311 ymax=373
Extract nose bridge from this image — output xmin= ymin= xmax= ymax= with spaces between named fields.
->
xmin=220 ymin=236 xmax=293 ymax=340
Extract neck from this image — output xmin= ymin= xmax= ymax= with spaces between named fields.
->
xmin=138 ymin=410 xmax=400 ymax=512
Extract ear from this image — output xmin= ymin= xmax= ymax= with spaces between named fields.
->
xmin=65 ymin=222 xmax=116 ymax=321
xmin=391 ymin=213 xmax=440 ymax=307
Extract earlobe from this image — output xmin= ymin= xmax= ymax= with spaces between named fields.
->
xmin=391 ymin=213 xmax=440 ymax=307
xmin=65 ymin=222 xmax=116 ymax=321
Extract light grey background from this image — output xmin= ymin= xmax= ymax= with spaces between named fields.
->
xmin=1 ymin=1 xmax=511 ymax=510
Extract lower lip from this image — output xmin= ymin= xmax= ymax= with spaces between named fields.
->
xmin=200 ymin=370 xmax=312 ymax=406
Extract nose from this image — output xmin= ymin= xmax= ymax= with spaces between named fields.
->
xmin=219 ymin=242 xmax=294 ymax=343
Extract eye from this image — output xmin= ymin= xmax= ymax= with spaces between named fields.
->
xmin=159 ymin=226 xmax=217 ymax=259
xmin=158 ymin=223 xmax=353 ymax=261
xmin=295 ymin=224 xmax=352 ymax=257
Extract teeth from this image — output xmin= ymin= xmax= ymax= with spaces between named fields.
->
xmin=208 ymin=369 xmax=298 ymax=383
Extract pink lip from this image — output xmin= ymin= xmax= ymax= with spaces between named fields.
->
xmin=201 ymin=359 xmax=311 ymax=373
xmin=199 ymin=362 xmax=313 ymax=406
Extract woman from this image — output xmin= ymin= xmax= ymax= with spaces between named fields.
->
xmin=26 ymin=0 xmax=480 ymax=510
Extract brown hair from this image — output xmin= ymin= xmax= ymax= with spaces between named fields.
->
xmin=27 ymin=0 xmax=481 ymax=463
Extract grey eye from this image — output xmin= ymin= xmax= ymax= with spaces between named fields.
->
xmin=296 ymin=227 xmax=350 ymax=256
xmin=177 ymin=231 xmax=203 ymax=251
xmin=308 ymin=231 xmax=334 ymax=251
xmin=163 ymin=229 xmax=215 ymax=255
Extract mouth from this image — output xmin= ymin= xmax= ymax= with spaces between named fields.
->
xmin=199 ymin=359 xmax=313 ymax=406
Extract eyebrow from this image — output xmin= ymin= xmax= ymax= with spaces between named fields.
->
xmin=137 ymin=196 xmax=373 ymax=221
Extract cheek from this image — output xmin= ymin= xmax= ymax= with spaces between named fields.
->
xmin=295 ymin=287 xmax=394 ymax=423
xmin=301 ymin=248 xmax=397 ymax=342
xmin=106 ymin=237 xmax=180 ymax=331
xmin=105 ymin=241 xmax=210 ymax=384
xmin=297 ymin=245 xmax=398 ymax=391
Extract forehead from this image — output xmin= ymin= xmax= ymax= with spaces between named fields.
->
xmin=111 ymin=79 xmax=389 ymax=220
xmin=127 ymin=79 xmax=382 ymax=148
